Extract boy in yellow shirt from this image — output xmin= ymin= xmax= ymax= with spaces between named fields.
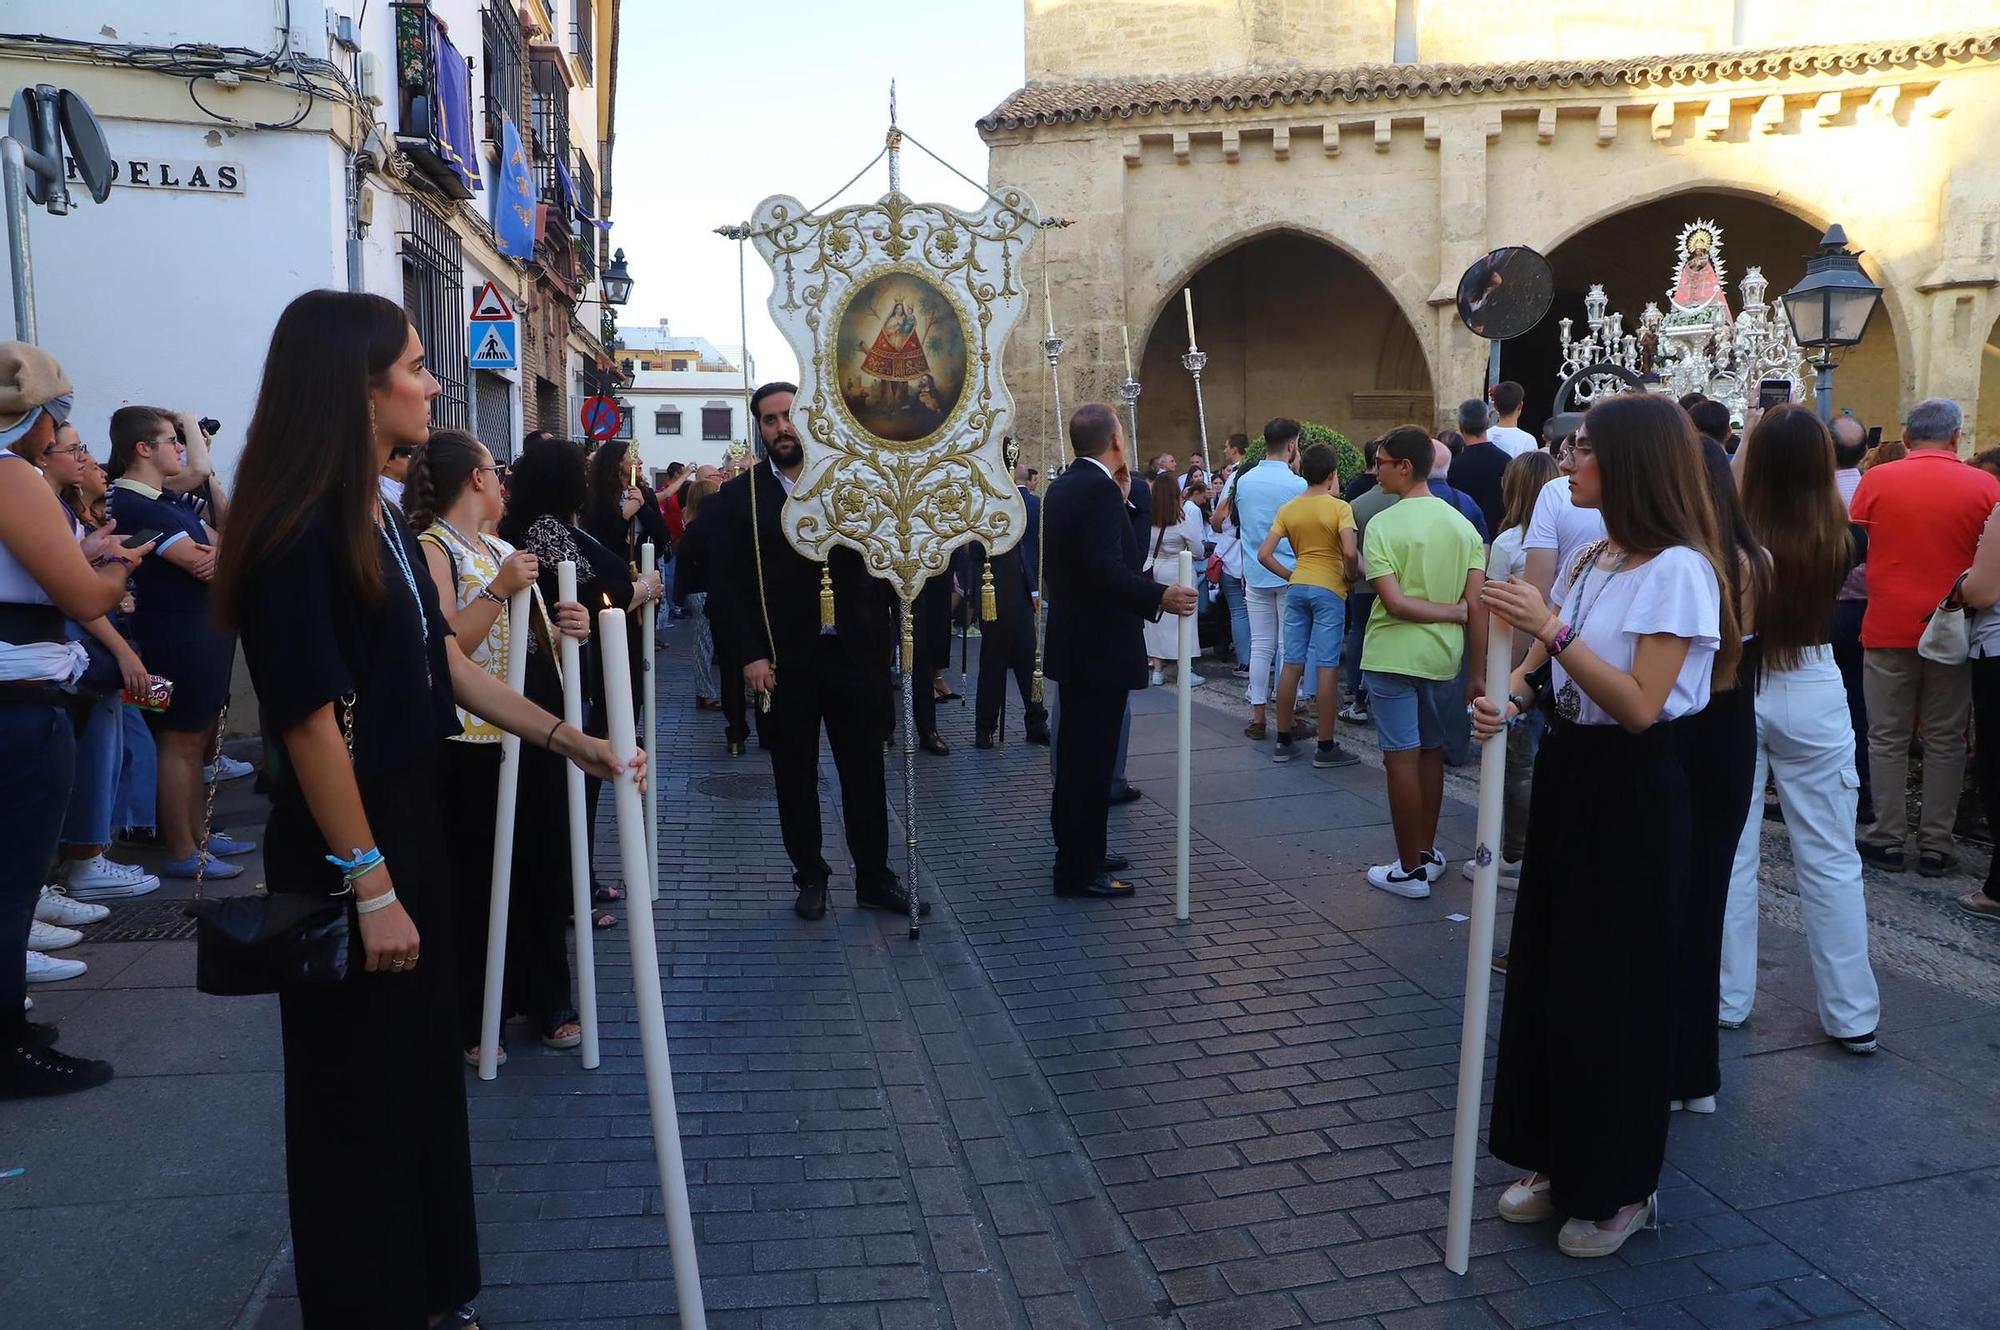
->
xmin=1257 ymin=443 xmax=1361 ymax=766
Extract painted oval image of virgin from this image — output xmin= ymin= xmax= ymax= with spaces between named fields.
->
xmin=837 ymin=273 xmax=968 ymax=444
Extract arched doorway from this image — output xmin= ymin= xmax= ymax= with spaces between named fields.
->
xmin=1135 ymin=232 xmax=1433 ymax=460
xmin=1502 ymin=191 xmax=1904 ymax=438
xmin=1980 ymin=311 xmax=2000 ymax=452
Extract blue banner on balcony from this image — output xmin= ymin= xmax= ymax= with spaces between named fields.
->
xmin=556 ymin=156 xmax=611 ymax=232
xmin=494 ymin=113 xmax=536 ymax=260
xmin=433 ymin=19 xmax=481 ymax=194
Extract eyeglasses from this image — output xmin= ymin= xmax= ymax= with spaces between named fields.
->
xmin=42 ymin=443 xmax=87 ymax=458
xmin=476 ymin=463 xmax=510 ymax=480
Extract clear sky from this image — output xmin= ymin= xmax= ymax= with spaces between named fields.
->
xmin=610 ymin=1 xmax=1026 ymax=385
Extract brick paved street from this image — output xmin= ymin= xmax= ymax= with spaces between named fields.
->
xmin=4 ymin=623 xmax=1997 ymax=1329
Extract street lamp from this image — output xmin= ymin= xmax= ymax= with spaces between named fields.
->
xmin=601 ymin=247 xmax=635 ymax=306
xmin=1779 ymin=224 xmax=1883 ymax=422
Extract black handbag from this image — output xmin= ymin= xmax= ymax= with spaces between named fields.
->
xmin=187 ymin=694 xmax=358 ymax=996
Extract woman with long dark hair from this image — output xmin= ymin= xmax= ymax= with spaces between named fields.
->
xmin=583 ymin=437 xmax=673 ymax=576
xmin=499 ymin=437 xmax=653 ymax=914
xmin=1143 ymin=471 xmax=1206 ymax=685
xmin=406 ymin=429 xmax=590 ymax=1062
xmin=1475 ymin=392 xmax=1737 ymax=1258
xmin=1668 ymin=433 xmax=1770 ymax=1113
xmin=212 ymin=290 xmax=640 ymax=1330
xmin=1720 ymin=404 xmax=1881 ymax=1051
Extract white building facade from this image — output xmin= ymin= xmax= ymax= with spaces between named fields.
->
xmin=609 ymin=323 xmax=750 ymax=474
xmin=0 ymin=0 xmax=622 ymax=471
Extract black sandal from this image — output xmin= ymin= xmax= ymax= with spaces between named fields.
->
xmin=591 ymin=908 xmax=616 ymax=930
xmin=438 ymin=1304 xmax=480 ymax=1329
xmin=593 ymin=883 xmax=626 ymax=903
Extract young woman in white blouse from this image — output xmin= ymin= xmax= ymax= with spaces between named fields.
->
xmin=1472 ymin=392 xmax=1742 ymax=1258
xmin=1143 ymin=472 xmax=1208 ymax=687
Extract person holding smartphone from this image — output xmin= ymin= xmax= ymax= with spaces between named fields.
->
xmin=106 ymin=406 xmax=242 ymax=880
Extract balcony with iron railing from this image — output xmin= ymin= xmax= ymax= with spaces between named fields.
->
xmin=529 ymin=57 xmax=571 ymax=208
xmin=389 ymin=1 xmax=480 ymax=200
xmin=479 ymin=1 xmax=524 ymax=143
xmin=572 ymin=150 xmax=597 ymax=278
xmin=571 ymin=0 xmax=594 ymax=82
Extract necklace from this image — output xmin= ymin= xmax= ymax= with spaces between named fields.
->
xmin=1554 ymin=543 xmax=1630 ymax=722
xmin=377 ymin=513 xmax=432 ymax=686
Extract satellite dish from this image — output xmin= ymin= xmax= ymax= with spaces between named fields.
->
xmin=7 ymin=88 xmax=49 ymax=205
xmin=1455 ymin=245 xmax=1554 ymax=341
xmin=58 ymin=90 xmax=114 ymax=203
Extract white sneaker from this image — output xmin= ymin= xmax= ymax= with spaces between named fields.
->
xmin=203 ymin=754 xmax=255 ymax=784
xmin=1421 ymin=848 xmax=1448 ymax=882
xmin=64 ymin=854 xmax=160 ymax=901
xmin=36 ymin=885 xmax=110 ymax=927
xmin=25 ymin=950 xmax=86 ymax=983
xmin=1670 ymin=1095 xmax=1718 ymax=1114
xmin=1366 ymin=862 xmax=1432 ymax=899
xmin=28 ymin=921 xmax=82 ymax=951
xmin=1339 ymin=701 xmax=1371 ymax=723
xmin=1460 ymin=857 xmax=1523 ymax=884
xmin=1149 ymin=668 xmax=1165 ymax=688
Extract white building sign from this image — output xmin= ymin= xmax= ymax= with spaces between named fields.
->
xmin=64 ymin=156 xmax=244 ymax=194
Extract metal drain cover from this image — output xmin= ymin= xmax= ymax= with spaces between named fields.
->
xmin=88 ymin=900 xmax=201 ymax=943
xmin=691 ymin=771 xmax=824 ymax=801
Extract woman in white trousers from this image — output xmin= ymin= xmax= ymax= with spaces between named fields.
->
xmin=1720 ymin=406 xmax=1880 ymax=1050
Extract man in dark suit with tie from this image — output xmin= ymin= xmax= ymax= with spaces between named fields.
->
xmin=1044 ymin=403 xmax=1198 ymax=898
xmin=973 ymin=462 xmax=1049 ymax=747
xmin=712 ymin=382 xmax=926 ymax=922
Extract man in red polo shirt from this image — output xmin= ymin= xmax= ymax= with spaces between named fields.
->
xmin=1850 ymin=398 xmax=2000 ymax=875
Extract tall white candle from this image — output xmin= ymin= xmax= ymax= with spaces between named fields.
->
xmin=557 ymin=560 xmax=599 ymax=1069
xmin=1043 ymin=267 xmax=1055 ymax=335
xmin=640 ymin=542 xmax=659 ymax=903
xmin=1121 ymin=324 xmax=1133 ymax=380
xmin=1175 ymin=550 xmax=1194 ymax=922
xmin=597 ymin=603 xmax=706 ymax=1326
xmin=1442 ymin=611 xmax=1515 ymax=1274
xmin=477 ymin=586 xmax=533 ymax=1081
xmin=1183 ymin=288 xmax=1197 ymax=347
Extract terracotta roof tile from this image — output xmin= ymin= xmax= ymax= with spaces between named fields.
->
xmin=977 ymin=30 xmax=2000 ymax=131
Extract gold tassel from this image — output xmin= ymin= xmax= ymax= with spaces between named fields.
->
xmin=819 ymin=564 xmax=836 ymax=631
xmin=1030 ymin=668 xmax=1045 ymax=704
xmin=900 ymin=615 xmax=915 ymax=673
xmin=980 ymin=565 xmax=997 ymax=622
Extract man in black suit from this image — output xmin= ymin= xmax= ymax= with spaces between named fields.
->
xmin=973 ymin=463 xmax=1049 ymax=747
xmin=712 ymin=382 xmax=925 ymax=922
xmin=1044 ymin=403 xmax=1198 ymax=898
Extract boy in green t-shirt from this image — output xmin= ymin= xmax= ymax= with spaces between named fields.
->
xmin=1358 ymin=427 xmax=1487 ymax=900
xmin=1257 ymin=443 xmax=1360 ymax=767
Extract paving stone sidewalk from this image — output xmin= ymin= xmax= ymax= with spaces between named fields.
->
xmin=3 ymin=626 xmax=1995 ymax=1329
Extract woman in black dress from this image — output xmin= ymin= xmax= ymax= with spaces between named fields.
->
xmin=1474 ymin=394 xmax=1741 ymax=1259
xmin=212 ymin=291 xmax=642 ymax=1330
xmin=500 ymin=439 xmax=661 ymax=910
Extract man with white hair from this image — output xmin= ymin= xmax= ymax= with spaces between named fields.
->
xmin=1850 ymin=398 xmax=2000 ymax=876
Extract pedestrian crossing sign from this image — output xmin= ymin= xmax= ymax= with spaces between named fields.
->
xmin=467 ymin=318 xmax=518 ymax=369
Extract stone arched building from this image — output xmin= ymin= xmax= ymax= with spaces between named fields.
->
xmin=978 ymin=2 xmax=2000 ymax=457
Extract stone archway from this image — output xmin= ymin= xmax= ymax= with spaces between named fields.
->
xmin=1134 ymin=230 xmax=1434 ymax=459
xmin=1501 ymin=190 xmax=1906 ymax=437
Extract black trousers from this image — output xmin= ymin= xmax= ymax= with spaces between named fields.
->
xmin=760 ymin=633 xmax=892 ymax=890
xmin=1490 ymin=719 xmax=1686 ymax=1221
xmin=1832 ymin=599 xmax=1869 ymax=802
xmin=976 ymin=614 xmax=1046 ymax=739
xmin=442 ymin=741 xmax=575 ymax=1047
xmin=1974 ymin=656 xmax=2000 ymax=901
xmin=1671 ymin=685 xmax=1757 ymax=1101
xmin=910 ymin=582 xmax=955 ymax=739
xmin=718 ymin=644 xmax=749 ymax=745
xmin=1050 ymin=680 xmax=1125 ymax=887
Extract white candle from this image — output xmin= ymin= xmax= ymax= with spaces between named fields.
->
xmin=1121 ymin=324 xmax=1133 ymax=379
xmin=1175 ymin=550 xmax=1193 ymax=923
xmin=477 ymin=586 xmax=532 ymax=1081
xmin=597 ymin=602 xmax=707 ymax=1326
xmin=557 ymin=560 xmax=599 ymax=1069
xmin=640 ymin=542 xmax=659 ymax=903
xmin=1183 ymin=288 xmax=1197 ymax=348
xmin=1442 ymin=611 xmax=1516 ymax=1274
xmin=1043 ymin=267 xmax=1055 ymax=335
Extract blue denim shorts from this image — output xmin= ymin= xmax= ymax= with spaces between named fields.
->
xmin=1363 ymin=669 xmax=1458 ymax=753
xmin=1282 ymin=585 xmax=1345 ymax=671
